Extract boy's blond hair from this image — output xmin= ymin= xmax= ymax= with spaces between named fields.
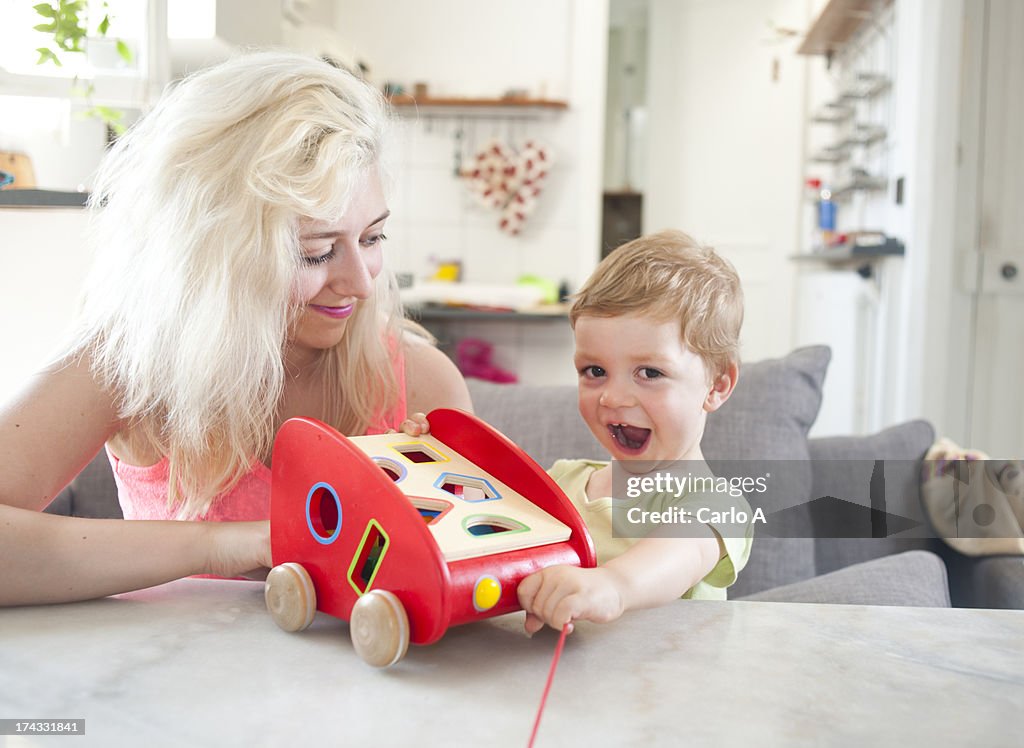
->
xmin=570 ymin=230 xmax=743 ymax=378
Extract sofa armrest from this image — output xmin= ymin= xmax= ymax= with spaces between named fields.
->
xmin=62 ymin=450 xmax=122 ymax=519
xmin=807 ymin=420 xmax=935 ymax=499
xmin=970 ymin=556 xmax=1024 ymax=609
xmin=40 ymin=451 xmax=120 ymax=518
xmin=44 ymin=486 xmax=74 ymax=516
xmin=806 ymin=421 xmax=936 ymax=575
xmin=740 ymin=550 xmax=951 ymax=607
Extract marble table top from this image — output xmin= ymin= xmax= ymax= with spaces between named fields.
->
xmin=1 ymin=578 xmax=1021 ymax=747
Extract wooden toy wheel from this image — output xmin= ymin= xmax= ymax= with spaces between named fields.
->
xmin=350 ymin=590 xmax=410 ymax=668
xmin=265 ymin=562 xmax=317 ymax=632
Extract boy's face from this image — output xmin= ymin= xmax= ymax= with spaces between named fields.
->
xmin=573 ymin=313 xmax=733 ymax=468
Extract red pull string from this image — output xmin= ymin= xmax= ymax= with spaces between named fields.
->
xmin=527 ymin=622 xmax=570 ymax=747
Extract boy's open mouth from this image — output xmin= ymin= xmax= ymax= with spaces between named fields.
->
xmin=608 ymin=423 xmax=651 ymax=452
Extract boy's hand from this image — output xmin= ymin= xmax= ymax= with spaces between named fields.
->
xmin=396 ymin=412 xmax=430 ymax=437
xmin=517 ymin=565 xmax=626 ymax=635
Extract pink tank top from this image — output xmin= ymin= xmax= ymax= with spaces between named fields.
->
xmin=109 ymin=352 xmax=407 ymax=521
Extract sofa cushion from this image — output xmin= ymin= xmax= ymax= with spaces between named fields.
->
xmin=467 ymin=380 xmax=601 ymax=470
xmin=703 ymin=345 xmax=830 ymax=464
xmin=807 ymin=420 xmax=936 ymax=574
xmin=703 ymin=346 xmax=831 ymax=596
xmin=703 ymin=345 xmax=830 ymax=519
xmin=739 ymin=550 xmax=951 ymax=607
xmin=727 ymin=536 xmax=817 ymax=598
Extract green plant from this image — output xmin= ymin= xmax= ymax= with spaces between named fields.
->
xmin=33 ymin=1 xmax=132 ymax=66
xmin=32 ymin=1 xmax=134 ymax=134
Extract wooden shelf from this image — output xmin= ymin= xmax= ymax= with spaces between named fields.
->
xmin=389 ymin=94 xmax=567 ymax=110
xmin=791 ymin=235 xmax=904 ymax=267
xmin=797 ymin=0 xmax=882 ymax=56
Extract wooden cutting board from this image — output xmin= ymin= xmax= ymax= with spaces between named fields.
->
xmin=0 ymin=151 xmax=37 ymax=189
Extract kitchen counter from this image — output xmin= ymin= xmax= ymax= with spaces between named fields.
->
xmin=405 ymin=302 xmax=570 ymax=321
xmin=0 ymin=189 xmax=89 ymax=208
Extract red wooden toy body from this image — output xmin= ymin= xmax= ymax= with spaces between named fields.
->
xmin=270 ymin=408 xmax=596 ymax=646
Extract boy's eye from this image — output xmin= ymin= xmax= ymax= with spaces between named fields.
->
xmin=638 ymin=367 xmax=664 ymax=379
xmin=580 ymin=365 xmax=606 ymax=379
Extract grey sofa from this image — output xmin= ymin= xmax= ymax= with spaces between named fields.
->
xmin=48 ymin=346 xmax=1020 ymax=608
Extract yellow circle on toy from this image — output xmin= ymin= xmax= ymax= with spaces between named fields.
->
xmin=473 ymin=575 xmax=501 ymax=611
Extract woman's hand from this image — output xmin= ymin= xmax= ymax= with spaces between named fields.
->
xmin=204 ymin=520 xmax=272 ymax=578
xmin=517 ymin=565 xmax=627 ymax=635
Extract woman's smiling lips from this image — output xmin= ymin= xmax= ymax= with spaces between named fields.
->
xmin=310 ymin=303 xmax=354 ymax=319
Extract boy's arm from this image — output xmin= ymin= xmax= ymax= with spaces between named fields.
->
xmin=604 ymin=527 xmax=722 ymax=609
xmin=518 ymin=528 xmax=722 ymax=634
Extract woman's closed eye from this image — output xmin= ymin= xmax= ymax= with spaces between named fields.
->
xmin=301 ymin=233 xmax=387 ymax=266
xmin=360 ymin=232 xmax=387 ymax=248
xmin=302 ymin=248 xmax=335 ymax=266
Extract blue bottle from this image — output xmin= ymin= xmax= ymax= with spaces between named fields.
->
xmin=817 ymin=185 xmax=837 ymax=246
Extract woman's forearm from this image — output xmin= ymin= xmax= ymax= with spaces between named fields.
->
xmin=0 ymin=504 xmax=269 ymax=606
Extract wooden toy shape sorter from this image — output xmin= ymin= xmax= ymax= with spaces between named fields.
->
xmin=265 ymin=408 xmax=596 ymax=667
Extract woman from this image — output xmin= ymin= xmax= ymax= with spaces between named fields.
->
xmin=0 ymin=52 xmax=470 ymax=605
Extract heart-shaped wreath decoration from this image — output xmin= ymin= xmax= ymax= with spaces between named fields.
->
xmin=465 ymin=139 xmax=552 ymax=236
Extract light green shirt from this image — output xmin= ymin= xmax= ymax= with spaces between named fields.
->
xmin=548 ymin=459 xmax=754 ymax=600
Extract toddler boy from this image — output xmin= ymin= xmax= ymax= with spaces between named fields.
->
xmin=517 ymin=230 xmax=754 ymax=634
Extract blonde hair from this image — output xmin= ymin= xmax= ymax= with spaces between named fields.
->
xmin=71 ymin=51 xmax=401 ymax=518
xmin=570 ymin=230 xmax=743 ymax=378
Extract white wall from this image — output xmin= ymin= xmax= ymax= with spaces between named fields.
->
xmin=0 ymin=97 xmax=111 ymax=191
xmin=0 ymin=209 xmax=93 ymax=399
xmin=643 ymin=0 xmax=809 ymax=366
xmin=331 ymin=0 xmax=608 ymax=386
xmin=334 ymin=0 xmax=608 ymax=293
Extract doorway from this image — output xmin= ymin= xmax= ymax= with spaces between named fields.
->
xmin=601 ymin=0 xmax=648 ymax=257
xmin=962 ymin=0 xmax=1024 ymax=457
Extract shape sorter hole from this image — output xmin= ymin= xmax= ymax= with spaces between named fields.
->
xmin=464 ymin=515 xmax=528 ymax=537
xmin=306 ymin=483 xmax=341 ymax=544
xmin=349 ymin=521 xmax=388 ymax=594
xmin=409 ymin=497 xmax=453 ymax=525
xmin=372 ymin=456 xmax=406 ymax=482
xmin=436 ymin=473 xmax=498 ymax=502
xmin=393 ymin=443 xmax=446 ymax=464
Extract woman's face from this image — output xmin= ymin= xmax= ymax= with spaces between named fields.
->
xmin=290 ymin=170 xmax=390 ymax=357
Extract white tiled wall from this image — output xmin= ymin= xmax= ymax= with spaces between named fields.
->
xmin=386 ymin=112 xmax=591 ymax=292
